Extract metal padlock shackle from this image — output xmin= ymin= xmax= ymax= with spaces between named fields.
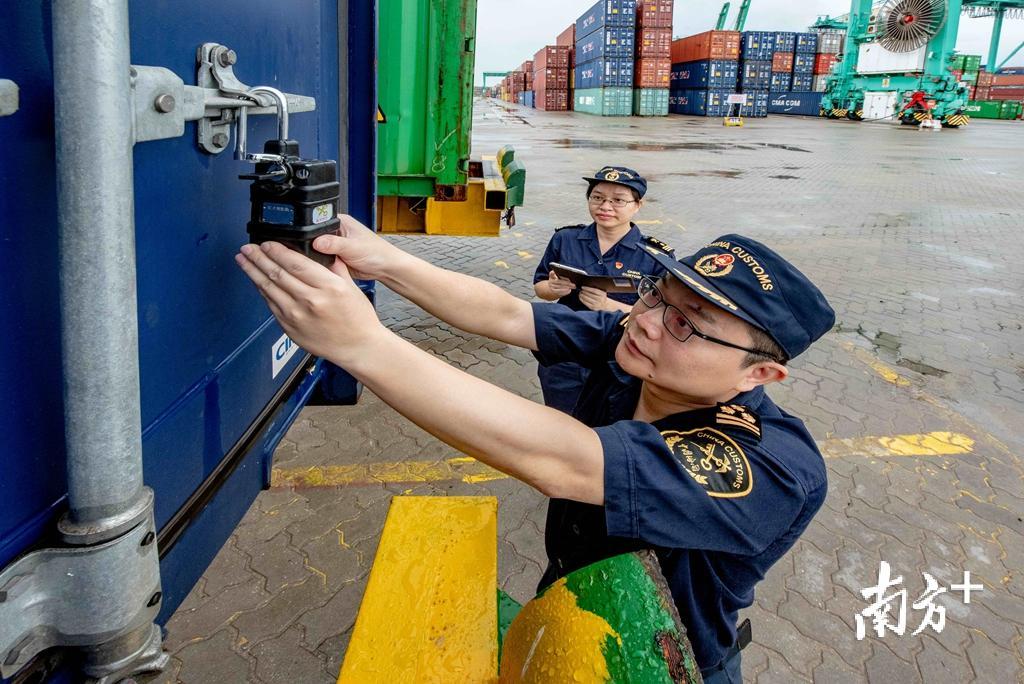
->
xmin=235 ymin=85 xmax=290 ymax=162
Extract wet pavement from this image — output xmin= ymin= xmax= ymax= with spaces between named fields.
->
xmin=145 ymin=101 xmax=1024 ymax=683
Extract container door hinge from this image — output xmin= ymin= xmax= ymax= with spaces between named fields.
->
xmin=0 ymin=503 xmax=167 ymax=682
xmin=129 ymin=42 xmax=315 ymax=151
xmin=0 ymin=79 xmax=18 ymax=116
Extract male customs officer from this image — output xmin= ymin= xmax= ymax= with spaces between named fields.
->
xmin=236 ymin=218 xmax=835 ymax=683
xmin=534 ymin=166 xmax=673 ymax=413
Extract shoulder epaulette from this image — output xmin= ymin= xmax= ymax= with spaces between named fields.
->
xmin=653 ymin=403 xmax=762 ymax=441
xmin=555 ymin=223 xmax=587 ymax=232
xmin=642 ymin=234 xmax=675 ymax=254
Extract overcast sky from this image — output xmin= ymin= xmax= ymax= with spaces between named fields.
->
xmin=475 ymin=0 xmax=1024 ymax=84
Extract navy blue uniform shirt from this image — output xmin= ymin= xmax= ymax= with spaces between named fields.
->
xmin=532 ymin=222 xmax=672 ymax=311
xmin=531 ymin=302 xmax=828 ymax=671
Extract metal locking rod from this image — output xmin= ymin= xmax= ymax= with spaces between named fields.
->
xmin=235 ymin=85 xmax=290 ymax=163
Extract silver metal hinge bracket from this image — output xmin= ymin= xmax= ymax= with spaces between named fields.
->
xmin=0 ymin=79 xmax=19 ymax=117
xmin=0 ymin=506 xmax=166 ymax=681
xmin=129 ymin=42 xmax=315 ymax=150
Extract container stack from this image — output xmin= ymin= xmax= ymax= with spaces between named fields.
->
xmin=669 ymin=30 xmax=740 ymax=116
xmin=950 ymin=54 xmax=982 ymax=86
xmin=633 ymin=0 xmax=672 ymax=116
xmin=988 ymin=68 xmax=1024 ymax=101
xmin=557 ymin=24 xmax=577 ymax=109
xmin=534 ymin=45 xmax=571 ymax=111
xmin=790 ymin=32 xmax=817 ymax=93
xmin=812 ymin=29 xmax=843 ymax=92
xmin=770 ymin=32 xmax=794 ymax=93
xmin=738 ymin=31 xmax=774 ymax=116
xmin=574 ymin=0 xmax=637 ymax=116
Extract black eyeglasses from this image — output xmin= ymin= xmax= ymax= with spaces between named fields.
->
xmin=636 ymin=276 xmax=783 ymax=362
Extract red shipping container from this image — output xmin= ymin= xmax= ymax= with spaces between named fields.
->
xmin=534 ymin=87 xmax=568 ymax=111
xmin=636 ymin=27 xmax=672 ymax=58
xmin=988 ymin=85 xmax=1024 ymax=99
xmin=973 ymin=86 xmax=990 ymax=100
xmin=533 ymin=66 xmax=569 ymax=91
xmin=772 ymin=52 xmax=793 ymax=72
xmin=634 ymin=57 xmax=671 ymax=87
xmin=519 ymin=60 xmax=534 ymax=74
xmin=510 ymin=71 xmax=526 ymax=93
xmin=976 ymin=71 xmax=994 ymax=87
xmin=525 ymin=71 xmax=534 ymax=90
xmin=636 ymin=0 xmax=673 ymax=28
xmin=557 ymin=24 xmax=575 ymax=47
xmin=993 ymin=73 xmax=1024 ymax=86
xmin=671 ymin=31 xmax=741 ymax=63
xmin=813 ymin=53 xmax=837 ymax=74
xmin=951 ymin=69 xmax=963 ymax=80
xmin=534 ymin=45 xmax=569 ymax=70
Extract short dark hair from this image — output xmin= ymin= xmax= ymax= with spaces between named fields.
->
xmin=586 ymin=184 xmax=641 ymax=202
xmin=741 ymin=326 xmax=788 ymax=367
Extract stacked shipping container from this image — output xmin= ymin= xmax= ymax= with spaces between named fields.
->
xmin=534 ymin=45 xmax=570 ymax=110
xmin=557 ymin=24 xmax=576 ymax=109
xmin=737 ymin=31 xmax=775 ymax=116
xmin=575 ymin=0 xmax=637 ymax=115
xmin=633 ymin=0 xmax=672 ymax=115
xmin=669 ymin=31 xmax=741 ymax=116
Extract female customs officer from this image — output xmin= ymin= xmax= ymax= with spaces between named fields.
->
xmin=533 ymin=166 xmax=673 ymax=413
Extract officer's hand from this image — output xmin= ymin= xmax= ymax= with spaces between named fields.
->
xmin=312 ymin=214 xmax=408 ymax=281
xmin=578 ymin=286 xmax=609 ymax=311
xmin=547 ymin=271 xmax=576 ymax=297
xmin=236 ymin=241 xmax=384 ymax=365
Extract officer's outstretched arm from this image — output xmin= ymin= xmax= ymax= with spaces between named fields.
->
xmin=314 ymin=216 xmax=538 ymax=350
xmin=236 ymin=241 xmax=604 ymax=504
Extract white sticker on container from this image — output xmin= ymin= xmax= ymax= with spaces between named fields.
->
xmin=312 ymin=203 xmax=334 ymax=225
xmin=272 ymin=333 xmax=301 ymax=379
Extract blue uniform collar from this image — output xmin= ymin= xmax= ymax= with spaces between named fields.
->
xmin=577 ymin=222 xmax=642 ymax=251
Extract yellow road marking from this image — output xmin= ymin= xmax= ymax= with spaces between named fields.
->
xmin=271 ymin=432 xmax=975 ymax=489
xmin=517 ymin=250 xmax=533 ymax=259
xmin=523 ymin=221 xmax=536 ymax=226
xmin=494 ymin=260 xmax=509 ymax=269
xmin=635 ymin=220 xmax=662 ymax=225
xmin=676 ymin=223 xmax=686 ymax=231
xmin=841 ymin=342 xmax=911 ymax=386
xmin=513 ymin=232 xmax=524 ymax=237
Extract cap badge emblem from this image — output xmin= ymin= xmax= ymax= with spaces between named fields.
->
xmin=695 ymin=253 xmax=735 ymax=278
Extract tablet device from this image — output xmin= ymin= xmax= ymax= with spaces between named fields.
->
xmin=549 ymin=262 xmax=639 ymax=294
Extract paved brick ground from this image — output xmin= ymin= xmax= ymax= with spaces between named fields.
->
xmin=144 ymin=102 xmax=1024 ymax=683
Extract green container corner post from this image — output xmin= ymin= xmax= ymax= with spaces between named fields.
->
xmin=377 ymin=0 xmax=478 ymax=199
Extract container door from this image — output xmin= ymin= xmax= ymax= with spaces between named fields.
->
xmin=1 ymin=0 xmax=374 ymax=626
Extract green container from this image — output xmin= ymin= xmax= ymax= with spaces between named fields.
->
xmin=963 ymin=55 xmax=982 ymax=70
xmin=961 ymin=70 xmax=978 ymax=83
xmin=574 ymin=87 xmax=633 ymax=116
xmin=950 ymin=55 xmax=965 ymax=70
xmin=964 ymin=100 xmax=1002 ymax=118
xmin=632 ymin=88 xmax=669 ymax=116
xmin=1000 ymin=101 xmax=1022 ymax=119
xmin=377 ymin=0 xmax=478 ymax=197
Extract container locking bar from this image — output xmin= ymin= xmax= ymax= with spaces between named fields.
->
xmin=129 ymin=42 xmax=315 ymax=150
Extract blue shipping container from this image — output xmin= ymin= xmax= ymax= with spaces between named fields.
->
xmin=576 ymin=57 xmax=635 ymax=88
xmin=795 ymin=32 xmax=818 ymax=53
xmin=575 ymin=25 xmax=635 ymax=62
xmin=740 ymin=61 xmax=772 ymax=90
xmin=770 ymin=71 xmax=792 ymax=92
xmin=1 ymin=1 xmax=376 ymax=679
xmin=773 ymin=32 xmax=796 ymax=53
xmin=791 ymin=72 xmax=814 ymax=91
xmin=793 ymin=53 xmax=815 ymax=73
xmin=669 ymin=89 xmax=734 ymax=116
xmin=769 ymin=91 xmax=824 ymax=116
xmin=576 ymin=0 xmax=637 ymax=40
xmin=741 ymin=31 xmax=776 ymax=61
xmin=737 ymin=91 xmax=770 ymax=117
xmin=670 ymin=59 xmax=739 ymax=90
xmin=524 ymin=90 xmax=536 ymax=108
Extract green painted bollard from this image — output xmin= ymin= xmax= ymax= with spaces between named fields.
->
xmin=499 ymin=551 xmax=701 ymax=683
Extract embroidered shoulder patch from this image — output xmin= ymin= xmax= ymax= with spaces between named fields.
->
xmin=662 ymin=427 xmax=753 ymax=498
xmin=642 ymin=235 xmax=675 ymax=254
xmin=555 ymin=224 xmax=587 ymax=232
xmin=716 ymin=403 xmax=761 ymax=439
